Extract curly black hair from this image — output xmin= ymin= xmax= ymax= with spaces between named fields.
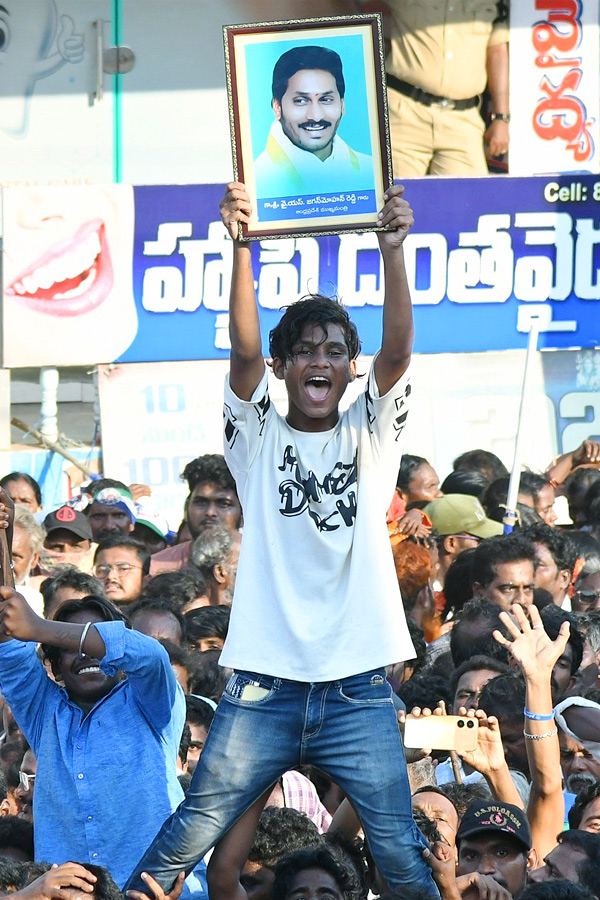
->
xmin=272 ymin=845 xmax=362 ymax=900
xmin=248 ymin=807 xmax=321 ymax=867
xmin=181 ymin=454 xmax=237 ymax=495
xmin=269 ymin=294 xmax=360 ymax=364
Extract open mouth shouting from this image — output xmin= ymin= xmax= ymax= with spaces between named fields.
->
xmin=5 ymin=218 xmax=114 ymax=317
xmin=305 ymin=375 xmax=331 ymax=402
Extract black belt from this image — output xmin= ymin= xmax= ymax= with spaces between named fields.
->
xmin=386 ymin=74 xmax=480 ymax=111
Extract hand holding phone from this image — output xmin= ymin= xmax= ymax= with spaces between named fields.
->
xmin=403 ymin=714 xmax=479 ymax=752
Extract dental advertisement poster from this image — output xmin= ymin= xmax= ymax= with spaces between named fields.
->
xmin=2 ymin=176 xmax=600 ymax=368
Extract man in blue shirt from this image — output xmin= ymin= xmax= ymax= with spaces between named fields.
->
xmin=0 ymin=588 xmax=203 ymax=894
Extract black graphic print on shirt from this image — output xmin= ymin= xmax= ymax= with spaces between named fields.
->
xmin=277 ymin=445 xmax=358 ymax=532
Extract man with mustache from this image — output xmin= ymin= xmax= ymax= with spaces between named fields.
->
xmin=253 ymin=45 xmax=374 ymax=198
xmin=560 ymin=732 xmax=600 ymax=797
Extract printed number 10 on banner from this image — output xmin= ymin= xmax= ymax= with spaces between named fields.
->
xmin=128 ymin=383 xmax=191 ymax=487
xmin=142 ymin=384 xmax=186 ymax=414
xmin=97 ymin=362 xmax=228 ymax=531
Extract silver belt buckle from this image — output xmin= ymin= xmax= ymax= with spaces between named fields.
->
xmin=432 ymin=97 xmax=455 ymax=109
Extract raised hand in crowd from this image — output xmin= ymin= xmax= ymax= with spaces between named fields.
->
xmin=494 ymin=603 xmax=569 ymax=679
xmin=494 ymin=604 xmax=568 ymax=861
xmin=128 ymin=483 xmax=152 ymax=502
xmin=393 ymin=508 xmax=432 ymax=538
xmin=0 ymin=585 xmax=107 ymax=662
xmin=403 ymin=703 xmax=523 ymax=809
xmin=545 ymin=436 xmax=600 ymax=486
xmin=571 ymin=439 xmax=600 ymax=467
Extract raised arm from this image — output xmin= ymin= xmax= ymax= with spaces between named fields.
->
xmin=206 ymin=791 xmax=269 ymax=900
xmin=0 ymin=586 xmax=106 ymax=658
xmin=545 ymin=438 xmax=600 ymax=487
xmin=485 ymin=42 xmax=510 ymax=158
xmin=374 ymin=185 xmax=414 ymax=396
xmin=219 ymin=183 xmax=266 ymax=400
xmin=494 ymin=604 xmax=569 ymax=862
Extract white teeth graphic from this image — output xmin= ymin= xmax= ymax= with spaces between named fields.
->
xmin=37 ymin=268 xmax=55 ymax=290
xmin=22 ymin=275 xmax=37 ymax=293
xmin=78 ymin=666 xmax=100 ymax=675
xmin=12 ymin=231 xmax=101 ymax=297
xmin=54 ymin=269 xmax=96 ymax=301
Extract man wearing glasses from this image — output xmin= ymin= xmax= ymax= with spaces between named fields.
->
xmin=93 ymin=536 xmax=150 ymax=612
xmin=572 ymin=559 xmax=600 ymax=612
xmin=424 ymin=493 xmax=503 ymax=593
xmin=15 ymin=749 xmax=36 ymax=822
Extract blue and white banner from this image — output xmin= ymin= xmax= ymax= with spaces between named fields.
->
xmin=2 ymin=176 xmax=600 ymax=367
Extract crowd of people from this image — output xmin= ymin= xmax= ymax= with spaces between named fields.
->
xmin=2 ymin=425 xmax=600 ymax=900
xmin=0 ymin=181 xmax=598 ymax=900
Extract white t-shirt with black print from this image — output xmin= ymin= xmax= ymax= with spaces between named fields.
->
xmin=220 ymin=361 xmax=415 ymax=682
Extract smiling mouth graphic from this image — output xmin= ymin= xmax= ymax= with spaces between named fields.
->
xmin=5 ymin=219 xmax=114 ymax=317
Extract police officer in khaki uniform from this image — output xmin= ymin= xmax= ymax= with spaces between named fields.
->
xmin=380 ymin=0 xmax=510 ymax=176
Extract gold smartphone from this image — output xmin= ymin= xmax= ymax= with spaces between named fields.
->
xmin=403 ymin=715 xmax=478 ymax=752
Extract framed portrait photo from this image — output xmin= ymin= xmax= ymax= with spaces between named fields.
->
xmin=223 ymin=14 xmax=392 ymax=241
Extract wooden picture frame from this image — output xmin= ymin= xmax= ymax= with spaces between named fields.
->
xmin=223 ymin=14 xmax=392 ymax=240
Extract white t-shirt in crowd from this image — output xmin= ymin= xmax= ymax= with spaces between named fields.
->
xmin=220 ymin=361 xmax=415 ymax=682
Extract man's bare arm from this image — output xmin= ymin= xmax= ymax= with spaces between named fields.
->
xmin=219 ymin=183 xmax=266 ymax=400
xmin=494 ymin=604 xmax=568 ymax=862
xmin=206 ymin=790 xmax=269 ymax=900
xmin=374 ymin=185 xmax=414 ymax=396
xmin=485 ymin=42 xmax=510 ymax=157
xmin=0 ymin=586 xmax=106 ymax=658
xmin=545 ymin=439 xmax=600 ymax=486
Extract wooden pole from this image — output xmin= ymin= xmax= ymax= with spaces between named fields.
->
xmin=11 ymin=417 xmax=94 ymax=480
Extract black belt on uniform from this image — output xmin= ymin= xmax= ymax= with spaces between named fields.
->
xmin=386 ymin=73 xmax=480 ymax=111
